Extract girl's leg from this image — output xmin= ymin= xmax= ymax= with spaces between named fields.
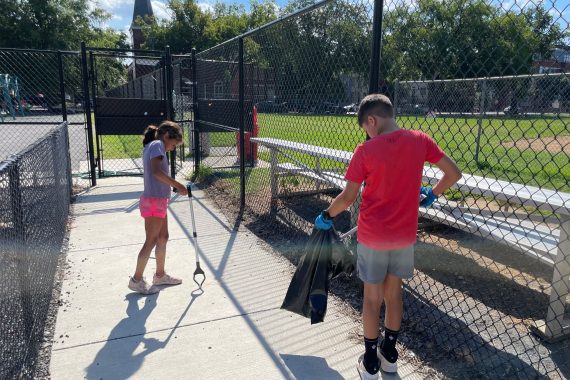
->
xmin=133 ymin=216 xmax=163 ymax=281
xmin=155 ymin=216 xmax=169 ymax=277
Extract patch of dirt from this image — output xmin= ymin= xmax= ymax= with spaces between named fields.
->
xmin=503 ymin=135 xmax=570 ymax=154
xmin=196 ymin=175 xmax=570 ymax=380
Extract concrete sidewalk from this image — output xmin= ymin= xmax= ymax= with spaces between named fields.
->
xmin=50 ymin=177 xmax=419 ymax=379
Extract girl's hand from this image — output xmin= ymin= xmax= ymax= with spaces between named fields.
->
xmin=176 ymin=183 xmax=188 ymax=196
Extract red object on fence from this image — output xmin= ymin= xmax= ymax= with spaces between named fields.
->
xmin=236 ymin=105 xmax=259 ymax=162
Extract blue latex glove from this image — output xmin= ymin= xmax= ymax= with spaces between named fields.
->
xmin=315 ymin=211 xmax=334 ymax=230
xmin=420 ymin=187 xmax=438 ymax=208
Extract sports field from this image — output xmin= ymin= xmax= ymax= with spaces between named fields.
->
xmin=99 ymin=113 xmax=570 ymax=191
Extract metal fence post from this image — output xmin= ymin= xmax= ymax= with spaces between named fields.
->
xmin=239 ymin=38 xmax=246 ymax=208
xmin=366 ymin=0 xmax=384 ymax=141
xmin=57 ymin=53 xmax=73 ymax=194
xmin=192 ymin=48 xmax=200 ymax=174
xmin=165 ymin=46 xmax=176 ymax=179
xmin=88 ymin=51 xmax=103 ymax=178
xmin=475 ymin=79 xmax=486 ymax=165
xmin=368 ymin=0 xmax=384 ymax=95
xmin=63 ymin=123 xmax=73 ymax=195
xmin=57 ymin=51 xmax=67 ymax=122
xmin=9 ymin=161 xmax=32 ymax=344
xmin=393 ymin=80 xmax=399 ymax=117
xmin=80 ymin=42 xmax=97 ymax=186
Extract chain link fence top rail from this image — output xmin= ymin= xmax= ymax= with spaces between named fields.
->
xmin=191 ymin=0 xmax=570 ymax=377
xmin=0 ymin=122 xmax=72 ymax=378
xmin=0 ymin=48 xmax=90 ymax=190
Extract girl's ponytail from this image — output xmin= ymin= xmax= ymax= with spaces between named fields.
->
xmin=142 ymin=125 xmax=158 ymax=146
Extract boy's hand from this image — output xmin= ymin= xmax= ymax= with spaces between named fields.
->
xmin=419 ymin=187 xmax=437 ymax=207
xmin=315 ymin=211 xmax=334 ymax=230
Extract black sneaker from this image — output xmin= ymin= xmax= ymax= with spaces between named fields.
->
xmin=378 ymin=340 xmax=398 ymax=373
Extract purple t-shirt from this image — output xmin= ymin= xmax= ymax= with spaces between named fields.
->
xmin=142 ymin=140 xmax=170 ymax=198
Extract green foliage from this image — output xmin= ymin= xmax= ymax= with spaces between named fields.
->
xmin=140 ymin=0 xmax=279 ymax=53
xmin=0 ymin=0 xmax=127 ymax=50
xmin=382 ymin=0 xmax=566 ymax=81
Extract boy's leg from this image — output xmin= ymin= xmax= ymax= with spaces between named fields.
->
xmin=363 ymin=281 xmax=384 ymax=338
xmin=154 ymin=216 xmax=169 ymax=277
xmin=362 ymin=281 xmax=384 ymax=374
xmin=379 ymin=244 xmax=413 ymax=372
xmin=133 ymin=217 xmax=162 ymax=281
xmin=383 ymin=274 xmax=403 ymax=331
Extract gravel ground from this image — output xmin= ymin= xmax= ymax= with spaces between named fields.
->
xmin=197 ymin=174 xmax=570 ymax=380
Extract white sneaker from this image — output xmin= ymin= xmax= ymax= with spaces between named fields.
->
xmin=128 ymin=277 xmax=159 ymax=295
xmin=357 ymin=355 xmax=379 ymax=380
xmin=378 ymin=348 xmax=398 ymax=373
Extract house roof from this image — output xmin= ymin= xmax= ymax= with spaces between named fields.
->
xmin=131 ymin=0 xmax=154 ymax=28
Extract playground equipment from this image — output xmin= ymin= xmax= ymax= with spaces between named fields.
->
xmin=0 ymin=74 xmax=25 ymax=122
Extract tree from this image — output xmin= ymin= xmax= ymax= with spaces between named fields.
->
xmin=140 ymin=0 xmax=279 ymax=53
xmin=0 ymin=0 xmax=127 ymax=50
xmin=0 ymin=1 xmax=128 ymax=107
xmin=381 ymin=0 xmax=566 ymax=82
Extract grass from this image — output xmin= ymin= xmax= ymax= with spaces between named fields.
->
xmin=99 ymin=135 xmax=142 ymax=159
xmin=96 ymin=112 xmax=570 ymax=192
xmin=255 ymin=113 xmax=570 ymax=192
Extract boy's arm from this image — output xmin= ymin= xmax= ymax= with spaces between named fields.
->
xmin=326 ymin=181 xmax=361 ymax=218
xmin=431 ymin=154 xmax=462 ymax=196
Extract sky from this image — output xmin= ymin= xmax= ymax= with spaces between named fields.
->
xmin=93 ymin=0 xmax=569 ymax=37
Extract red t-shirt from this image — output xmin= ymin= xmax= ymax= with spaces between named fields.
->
xmin=345 ymin=129 xmax=445 ymax=250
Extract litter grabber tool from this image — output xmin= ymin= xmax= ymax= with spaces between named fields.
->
xmin=186 ymin=182 xmax=206 ymax=289
xmin=339 ymin=226 xmax=357 ymax=240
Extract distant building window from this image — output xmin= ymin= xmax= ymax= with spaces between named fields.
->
xmin=214 ymin=81 xmax=223 ymax=98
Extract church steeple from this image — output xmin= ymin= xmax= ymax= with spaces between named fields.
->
xmin=130 ymin=0 xmax=154 ymax=49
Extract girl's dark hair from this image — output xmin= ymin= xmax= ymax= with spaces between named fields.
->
xmin=142 ymin=121 xmax=183 ymax=146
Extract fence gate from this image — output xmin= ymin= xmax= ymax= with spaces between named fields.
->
xmin=83 ymin=46 xmax=172 ymax=177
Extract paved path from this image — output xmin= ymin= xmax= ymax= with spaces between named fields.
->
xmin=50 ymin=177 xmax=421 ymax=379
xmin=0 ymin=114 xmax=86 ymax=173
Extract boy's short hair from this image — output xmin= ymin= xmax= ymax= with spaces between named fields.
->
xmin=357 ymin=94 xmax=394 ymax=126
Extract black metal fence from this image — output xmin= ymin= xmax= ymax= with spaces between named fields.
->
xmin=189 ymin=0 xmax=570 ymax=378
xmin=13 ymin=0 xmax=564 ymax=376
xmin=0 ymin=122 xmax=72 ymax=378
xmin=0 ymin=48 xmax=92 ymax=190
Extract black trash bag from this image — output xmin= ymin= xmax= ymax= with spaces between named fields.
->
xmin=281 ymin=228 xmax=356 ymax=324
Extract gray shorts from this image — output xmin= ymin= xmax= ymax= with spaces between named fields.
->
xmin=357 ymin=243 xmax=415 ymax=284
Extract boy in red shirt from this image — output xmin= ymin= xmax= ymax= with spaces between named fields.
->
xmin=315 ymin=94 xmax=461 ymax=378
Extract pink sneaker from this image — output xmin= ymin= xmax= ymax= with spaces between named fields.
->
xmin=153 ymin=273 xmax=183 ymax=286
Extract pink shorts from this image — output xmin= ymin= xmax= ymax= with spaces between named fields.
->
xmin=139 ymin=196 xmax=169 ymax=219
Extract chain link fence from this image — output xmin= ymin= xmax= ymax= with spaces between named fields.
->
xmin=0 ymin=122 xmax=72 ymax=378
xmin=191 ymin=0 xmax=570 ymax=377
xmin=0 ymin=48 xmax=91 ymax=190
